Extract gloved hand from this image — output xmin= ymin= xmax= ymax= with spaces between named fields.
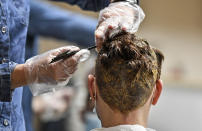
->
xmin=24 ymin=46 xmax=80 ymax=86
xmin=95 ymin=2 xmax=145 ymax=50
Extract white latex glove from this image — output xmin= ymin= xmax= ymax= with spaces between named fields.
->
xmin=24 ymin=46 xmax=91 ymax=96
xmin=24 ymin=46 xmax=80 ymax=86
xmin=95 ymin=2 xmax=145 ymax=50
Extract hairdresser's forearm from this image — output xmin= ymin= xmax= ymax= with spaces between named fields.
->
xmin=51 ymin=0 xmax=110 ymax=11
xmin=28 ymin=0 xmax=97 ymax=47
xmin=11 ymin=64 xmax=27 ymax=89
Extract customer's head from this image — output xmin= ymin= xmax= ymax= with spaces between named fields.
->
xmin=88 ymin=33 xmax=164 ymax=126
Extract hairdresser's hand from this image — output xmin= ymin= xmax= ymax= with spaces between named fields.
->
xmin=95 ymin=2 xmax=145 ymax=50
xmin=24 ymin=46 xmax=80 ymax=86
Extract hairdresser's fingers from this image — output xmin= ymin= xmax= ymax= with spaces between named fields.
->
xmin=64 ymin=64 xmax=78 ymax=75
xmin=96 ymin=2 xmax=145 ymax=51
xmin=96 ymin=18 xmax=119 ymax=51
xmin=95 ymin=24 xmax=106 ymax=50
xmin=62 ymin=56 xmax=78 ymax=67
xmin=96 ymin=6 xmax=122 ymax=50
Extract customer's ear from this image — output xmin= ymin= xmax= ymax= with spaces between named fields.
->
xmin=88 ymin=74 xmax=96 ymax=101
xmin=152 ymin=79 xmax=163 ymax=105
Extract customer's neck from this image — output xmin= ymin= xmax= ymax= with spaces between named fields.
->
xmin=100 ymin=104 xmax=150 ymax=128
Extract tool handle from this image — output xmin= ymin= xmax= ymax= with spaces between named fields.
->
xmin=50 ymin=45 xmax=96 ymax=64
xmin=87 ymin=45 xmax=96 ymax=50
xmin=50 ymin=50 xmax=78 ymax=64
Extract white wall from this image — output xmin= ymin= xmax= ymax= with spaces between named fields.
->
xmin=148 ymin=86 xmax=202 ymax=131
xmin=138 ymin=0 xmax=202 ymax=85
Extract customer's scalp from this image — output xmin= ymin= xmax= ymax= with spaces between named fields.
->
xmin=95 ymin=33 xmax=164 ymax=113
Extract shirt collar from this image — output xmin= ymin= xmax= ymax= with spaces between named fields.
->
xmin=90 ymin=125 xmax=156 ymax=131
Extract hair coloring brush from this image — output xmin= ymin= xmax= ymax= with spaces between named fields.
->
xmin=49 ymin=45 xmax=96 ymax=64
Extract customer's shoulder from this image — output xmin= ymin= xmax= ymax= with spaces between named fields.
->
xmin=146 ymin=128 xmax=156 ymax=131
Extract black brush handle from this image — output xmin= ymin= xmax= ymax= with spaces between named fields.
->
xmin=49 ymin=50 xmax=79 ymax=64
xmin=49 ymin=45 xmax=96 ymax=64
xmin=87 ymin=45 xmax=96 ymax=50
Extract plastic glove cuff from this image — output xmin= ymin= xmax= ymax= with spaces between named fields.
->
xmin=111 ymin=0 xmax=139 ymax=5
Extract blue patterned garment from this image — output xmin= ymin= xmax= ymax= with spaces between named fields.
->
xmin=0 ymin=0 xmax=30 ymax=130
xmin=0 ymin=0 xmax=109 ymax=130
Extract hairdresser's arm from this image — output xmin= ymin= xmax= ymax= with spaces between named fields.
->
xmin=49 ymin=0 xmax=143 ymax=50
xmin=51 ymin=0 xmax=139 ymax=11
xmin=51 ymin=0 xmax=110 ymax=11
xmin=28 ymin=0 xmax=97 ymax=47
xmin=11 ymin=64 xmax=27 ymax=89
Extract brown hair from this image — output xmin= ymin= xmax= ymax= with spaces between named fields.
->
xmin=95 ymin=33 xmax=164 ymax=114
